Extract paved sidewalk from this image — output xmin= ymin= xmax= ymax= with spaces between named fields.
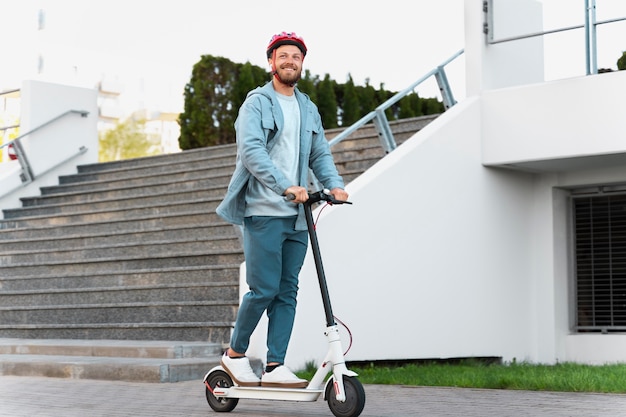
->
xmin=1 ymin=375 xmax=626 ymax=417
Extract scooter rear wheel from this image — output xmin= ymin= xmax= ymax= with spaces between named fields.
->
xmin=326 ymin=375 xmax=366 ymax=417
xmin=205 ymin=370 xmax=239 ymax=412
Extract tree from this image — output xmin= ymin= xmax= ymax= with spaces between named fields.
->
xmin=297 ymin=70 xmax=318 ymax=103
xmin=98 ymin=118 xmax=159 ymax=162
xmin=179 ymin=56 xmax=235 ymax=149
xmin=421 ymin=97 xmax=445 ymax=115
xmin=317 ymin=74 xmax=338 ymax=128
xmin=179 ymin=56 xmax=268 ymax=150
xmin=341 ymin=75 xmax=360 ymax=126
xmin=376 ymin=83 xmax=396 ymax=121
xmin=232 ymin=62 xmax=258 ymax=115
xmin=356 ymin=80 xmax=378 ymax=118
xmin=178 ymin=55 xmax=238 ymax=149
xmin=618 ymin=51 xmax=626 ymax=70
xmin=398 ymin=96 xmax=413 ymax=119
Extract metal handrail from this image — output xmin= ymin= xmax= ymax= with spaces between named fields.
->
xmin=0 ymin=124 xmax=19 ymax=132
xmin=306 ymin=49 xmax=465 ymax=192
xmin=328 ymin=49 xmax=464 ymax=152
xmin=1 ymin=109 xmax=89 ymax=186
xmin=0 ymin=109 xmax=89 ymax=150
xmin=0 ymin=88 xmax=20 ymax=98
xmin=485 ymin=17 xmax=626 ymax=45
xmin=483 ymin=0 xmax=626 ymax=75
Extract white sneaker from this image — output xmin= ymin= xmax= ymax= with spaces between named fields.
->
xmin=261 ymin=365 xmax=308 ymax=388
xmin=221 ymin=353 xmax=261 ymax=387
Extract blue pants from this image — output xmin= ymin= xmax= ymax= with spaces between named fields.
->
xmin=230 ymin=216 xmax=308 ymax=364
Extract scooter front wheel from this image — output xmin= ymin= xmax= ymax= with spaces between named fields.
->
xmin=205 ymin=370 xmax=239 ymax=412
xmin=326 ymin=375 xmax=366 ymax=417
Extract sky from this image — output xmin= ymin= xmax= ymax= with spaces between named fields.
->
xmin=1 ymin=0 xmax=625 ymax=117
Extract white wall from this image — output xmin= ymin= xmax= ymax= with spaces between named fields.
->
xmin=482 ymin=71 xmax=626 ymax=167
xmin=0 ymin=80 xmax=98 ymax=215
xmin=465 ymin=0 xmax=544 ymax=96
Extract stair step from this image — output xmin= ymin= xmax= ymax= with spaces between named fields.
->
xmin=23 ymin=179 xmax=226 ymax=207
xmin=62 ymin=156 xmax=235 ymax=185
xmin=0 ymin=213 xmax=227 ymax=240
xmin=0 ymin=338 xmax=223 ymax=359
xmin=0 ymin=281 xmax=238 ymax=306
xmin=0 ymin=354 xmax=221 ymax=382
xmin=0 ymin=265 xmax=240 ymax=291
xmin=0 ymin=207 xmax=226 ymax=232
xmin=0 ymin=223 xmax=237 ymax=252
xmin=0 ymin=322 xmax=233 ymax=342
xmin=0 ymin=251 xmax=245 ymax=277
xmin=0 ymin=300 xmax=238 ymax=324
xmin=0 ymin=339 xmax=230 ymax=382
xmin=76 ymin=144 xmax=236 ymax=174
xmin=2 ymin=200 xmax=220 ymax=228
xmin=13 ymin=190 xmax=223 ymax=216
xmin=0 ymin=235 xmax=241 ymax=264
xmin=41 ymin=168 xmax=232 ymax=196
xmin=19 ymin=182 xmax=227 ymax=207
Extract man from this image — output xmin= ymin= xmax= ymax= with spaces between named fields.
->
xmin=216 ymin=31 xmax=348 ymax=388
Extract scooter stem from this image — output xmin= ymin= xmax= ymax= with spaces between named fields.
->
xmin=303 ymin=197 xmax=336 ymax=327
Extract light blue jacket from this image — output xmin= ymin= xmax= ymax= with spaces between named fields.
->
xmin=216 ymin=82 xmax=345 ymax=231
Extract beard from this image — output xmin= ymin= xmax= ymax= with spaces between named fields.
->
xmin=275 ymin=65 xmax=302 ymax=86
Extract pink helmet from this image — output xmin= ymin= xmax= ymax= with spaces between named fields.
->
xmin=266 ymin=32 xmax=307 ymax=59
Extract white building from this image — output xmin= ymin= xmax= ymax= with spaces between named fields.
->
xmin=244 ymin=0 xmax=626 ymax=369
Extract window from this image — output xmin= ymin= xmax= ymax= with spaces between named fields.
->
xmin=573 ymin=190 xmax=626 ymax=332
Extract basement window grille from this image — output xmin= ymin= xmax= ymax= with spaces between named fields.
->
xmin=572 ymin=190 xmax=626 ymax=332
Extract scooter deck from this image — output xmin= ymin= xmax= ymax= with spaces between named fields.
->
xmin=212 ymin=385 xmax=324 ymax=402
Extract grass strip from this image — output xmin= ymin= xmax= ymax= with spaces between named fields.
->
xmin=299 ymin=360 xmax=626 ymax=393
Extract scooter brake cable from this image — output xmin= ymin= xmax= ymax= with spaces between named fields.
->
xmin=313 ymin=202 xmax=331 ymax=230
xmin=333 ymin=315 xmax=353 ymax=356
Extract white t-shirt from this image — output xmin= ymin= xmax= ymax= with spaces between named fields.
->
xmin=245 ymin=92 xmax=300 ymax=217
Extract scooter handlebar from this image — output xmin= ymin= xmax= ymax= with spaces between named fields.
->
xmin=285 ymin=189 xmax=352 ymax=206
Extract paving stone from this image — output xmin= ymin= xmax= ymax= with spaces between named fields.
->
xmin=1 ymin=376 xmax=626 ymax=417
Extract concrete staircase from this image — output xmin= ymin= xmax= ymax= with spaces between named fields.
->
xmin=0 ymin=114 xmax=437 ymax=382
xmin=0 ymin=144 xmax=242 ymax=342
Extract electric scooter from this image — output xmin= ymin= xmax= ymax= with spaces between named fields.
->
xmin=203 ymin=189 xmax=366 ymax=417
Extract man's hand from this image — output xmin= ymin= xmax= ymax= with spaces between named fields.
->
xmin=284 ymin=186 xmax=309 ymax=203
xmin=329 ymin=188 xmax=349 ymax=202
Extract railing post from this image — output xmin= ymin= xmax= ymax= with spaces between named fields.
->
xmin=483 ymin=0 xmax=493 ymax=42
xmin=11 ymin=138 xmax=34 ymax=184
xmin=585 ymin=0 xmax=598 ymax=75
xmin=435 ymin=66 xmax=457 ymax=110
xmin=372 ymin=109 xmax=396 ymax=153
